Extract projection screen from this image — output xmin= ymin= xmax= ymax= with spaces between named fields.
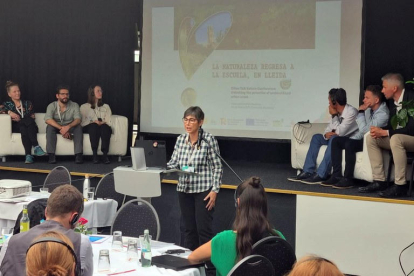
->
xmin=141 ymin=0 xmax=363 ymax=139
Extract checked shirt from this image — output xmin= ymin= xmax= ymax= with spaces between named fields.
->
xmin=167 ymin=131 xmax=223 ymax=193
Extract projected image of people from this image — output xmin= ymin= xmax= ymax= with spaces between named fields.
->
xmin=167 ymin=106 xmax=223 ymax=250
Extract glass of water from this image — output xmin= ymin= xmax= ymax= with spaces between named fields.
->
xmin=126 ymin=238 xmax=139 ymax=261
xmin=111 ymin=231 xmax=123 ymax=251
xmin=40 ymin=188 xmax=49 ymax=194
xmin=1 ymin=227 xmax=13 ymax=243
xmin=98 ymin=249 xmax=111 ymax=272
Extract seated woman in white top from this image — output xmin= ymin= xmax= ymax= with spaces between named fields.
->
xmin=80 ymin=85 xmax=112 ymax=164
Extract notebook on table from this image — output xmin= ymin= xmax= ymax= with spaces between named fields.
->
xmin=151 ymin=255 xmax=204 ymax=270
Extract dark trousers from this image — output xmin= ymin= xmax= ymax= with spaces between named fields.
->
xmin=178 ymin=190 xmax=214 ymax=251
xmin=12 ymin=117 xmax=39 ymax=155
xmin=331 ymin=136 xmax=363 ymax=179
xmin=82 ymin=123 xmax=112 ymax=154
xmin=46 ymin=124 xmax=83 ymax=154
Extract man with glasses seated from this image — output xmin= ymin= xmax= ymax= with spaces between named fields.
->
xmin=44 ymin=85 xmax=83 ymax=164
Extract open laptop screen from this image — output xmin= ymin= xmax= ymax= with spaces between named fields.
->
xmin=133 ymin=140 xmax=167 ymax=169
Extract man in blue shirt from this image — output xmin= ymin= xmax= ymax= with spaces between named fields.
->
xmin=288 ymin=88 xmax=359 ymax=184
xmin=321 ymin=85 xmax=389 ymax=189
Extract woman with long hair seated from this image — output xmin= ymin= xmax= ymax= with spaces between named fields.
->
xmin=80 ymin=85 xmax=112 ymax=164
xmin=188 ymin=176 xmax=285 ymax=276
xmin=0 ymin=81 xmax=46 ymax=163
xmin=287 ymin=255 xmax=344 ymax=276
xmin=26 ymin=231 xmax=77 ymax=276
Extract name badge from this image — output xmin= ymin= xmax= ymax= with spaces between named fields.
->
xmin=182 ymin=166 xmax=195 ymax=172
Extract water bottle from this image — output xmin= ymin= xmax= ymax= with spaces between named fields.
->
xmin=141 ymin=229 xmax=152 ymax=267
xmin=83 ymin=174 xmax=90 ymax=200
xmin=20 ymin=205 xmax=30 ymax=232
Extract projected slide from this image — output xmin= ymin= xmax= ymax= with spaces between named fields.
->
xmin=141 ymin=0 xmax=362 ymax=139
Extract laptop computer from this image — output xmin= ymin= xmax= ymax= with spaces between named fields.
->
xmin=150 ymin=255 xmax=204 ymax=271
xmin=130 ymin=147 xmax=146 ymax=171
xmin=133 ymin=140 xmax=167 ymax=169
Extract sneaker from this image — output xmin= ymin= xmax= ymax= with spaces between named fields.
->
xmin=25 ymin=155 xmax=34 ymax=164
xmin=48 ymin=153 xmax=56 ymax=164
xmin=33 ymin=146 xmax=46 ymax=156
xmin=301 ymin=174 xmax=326 ymax=185
xmin=102 ymin=154 xmax=110 ymax=164
xmin=378 ymin=184 xmax=408 ymax=198
xmin=75 ymin=153 xmax=84 ymax=164
xmin=320 ymin=175 xmax=341 ymax=187
xmin=287 ymin=171 xmax=313 ymax=182
xmin=333 ymin=178 xmax=354 ymax=189
xmin=358 ymin=181 xmax=388 ymax=193
xmin=93 ymin=154 xmax=99 ymax=164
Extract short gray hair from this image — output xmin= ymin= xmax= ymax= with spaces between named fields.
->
xmin=183 ymin=106 xmax=204 ymax=121
xmin=381 ymin=73 xmax=404 ymax=89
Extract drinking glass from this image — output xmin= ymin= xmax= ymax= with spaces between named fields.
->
xmin=111 ymin=231 xmax=123 ymax=251
xmin=1 ymin=227 xmax=13 ymax=243
xmin=40 ymin=188 xmax=49 ymax=194
xmin=98 ymin=249 xmax=111 ymax=272
xmin=126 ymin=238 xmax=139 ymax=261
xmin=87 ymin=192 xmax=94 ymax=201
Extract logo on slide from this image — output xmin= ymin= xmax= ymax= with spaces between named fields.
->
xmin=178 ymin=12 xmax=232 ymax=80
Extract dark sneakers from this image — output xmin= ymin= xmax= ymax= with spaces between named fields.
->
xmin=333 ymin=178 xmax=354 ymax=189
xmin=379 ymin=184 xmax=408 ymax=198
xmin=320 ymin=176 xmax=341 ymax=187
xmin=301 ymin=174 xmax=326 ymax=185
xmin=358 ymin=181 xmax=388 ymax=193
xmin=75 ymin=153 xmax=84 ymax=164
xmin=287 ymin=171 xmax=313 ymax=182
xmin=48 ymin=153 xmax=56 ymax=164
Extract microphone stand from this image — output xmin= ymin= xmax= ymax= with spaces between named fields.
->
xmin=201 ymin=137 xmax=243 ymax=183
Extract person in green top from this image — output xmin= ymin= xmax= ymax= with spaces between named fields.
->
xmin=188 ymin=176 xmax=285 ymax=276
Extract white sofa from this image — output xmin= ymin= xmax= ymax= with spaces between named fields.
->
xmin=290 ymin=123 xmax=393 ymax=182
xmin=0 ymin=113 xmax=128 ymax=161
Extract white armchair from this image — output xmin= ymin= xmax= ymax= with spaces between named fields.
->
xmin=0 ymin=113 xmax=128 ymax=161
xmin=290 ymin=123 xmax=392 ymax=182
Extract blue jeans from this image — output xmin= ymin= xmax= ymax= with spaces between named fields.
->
xmin=303 ymin=134 xmax=336 ymax=178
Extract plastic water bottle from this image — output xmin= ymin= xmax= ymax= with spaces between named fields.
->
xmin=83 ymin=174 xmax=90 ymax=200
xmin=141 ymin=229 xmax=152 ymax=267
xmin=20 ymin=205 xmax=30 ymax=232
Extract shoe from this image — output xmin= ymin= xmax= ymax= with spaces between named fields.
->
xmin=75 ymin=153 xmax=84 ymax=164
xmin=48 ymin=153 xmax=56 ymax=164
xmin=320 ymin=175 xmax=341 ymax=187
xmin=287 ymin=171 xmax=313 ymax=182
xmin=333 ymin=178 xmax=354 ymax=189
xmin=358 ymin=181 xmax=388 ymax=193
xmin=301 ymin=174 xmax=326 ymax=185
xmin=93 ymin=154 xmax=99 ymax=164
xmin=33 ymin=146 xmax=46 ymax=156
xmin=25 ymin=155 xmax=34 ymax=164
xmin=102 ymin=154 xmax=110 ymax=164
xmin=379 ymin=184 xmax=408 ymax=198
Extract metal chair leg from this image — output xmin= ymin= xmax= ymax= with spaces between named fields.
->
xmin=409 ymin=161 xmax=414 ymax=196
xmin=386 ymin=153 xmax=393 ymax=186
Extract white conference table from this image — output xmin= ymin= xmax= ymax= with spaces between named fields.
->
xmin=0 ymin=192 xmax=118 ymax=230
xmin=91 ymin=236 xmax=205 ymax=276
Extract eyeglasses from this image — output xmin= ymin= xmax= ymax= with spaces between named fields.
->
xmin=182 ymin=118 xmax=198 ymax=124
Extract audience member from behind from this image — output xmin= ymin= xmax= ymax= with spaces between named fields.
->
xmin=0 ymin=81 xmax=46 ymax=164
xmin=26 ymin=231 xmax=77 ymax=276
xmin=44 ymin=85 xmax=83 ymax=164
xmin=188 ymin=177 xmax=285 ymax=276
xmin=288 ymin=255 xmax=344 ymax=276
xmin=80 ymin=85 xmax=112 ymax=164
xmin=0 ymin=185 xmax=93 ymax=276
xmin=288 ymin=88 xmax=358 ymax=184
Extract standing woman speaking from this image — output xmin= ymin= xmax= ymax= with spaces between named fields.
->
xmin=80 ymin=85 xmax=112 ymax=164
xmin=167 ymin=106 xmax=223 ymax=250
xmin=0 ymin=81 xmax=46 ymax=164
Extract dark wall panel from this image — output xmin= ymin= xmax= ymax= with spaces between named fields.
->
xmin=0 ymin=0 xmax=141 ymax=131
